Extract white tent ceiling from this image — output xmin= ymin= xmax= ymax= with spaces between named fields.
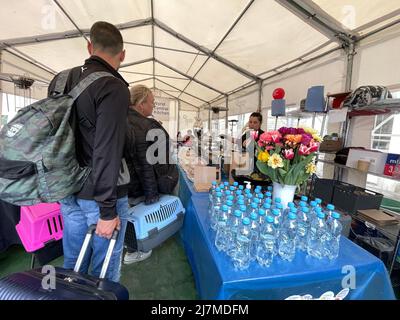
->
xmin=1 ymin=0 xmax=399 ymax=109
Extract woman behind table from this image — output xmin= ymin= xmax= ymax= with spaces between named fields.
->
xmin=240 ymin=112 xmax=264 ymax=151
xmin=124 ymin=84 xmax=178 ymax=264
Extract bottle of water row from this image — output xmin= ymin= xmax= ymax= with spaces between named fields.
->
xmin=215 ymin=205 xmax=229 ymax=251
xmin=226 ymin=210 xmax=243 ymax=258
xmin=278 ymin=212 xmax=297 ymax=262
xmin=326 ymin=212 xmax=342 ymax=260
xmin=256 ymin=215 xmax=277 ymax=267
xmin=232 ymin=218 xmax=252 ymax=270
xmin=296 ymin=207 xmax=309 ymax=251
xmin=210 ymin=192 xmax=223 ymax=231
xmin=307 ymin=211 xmax=328 ymax=259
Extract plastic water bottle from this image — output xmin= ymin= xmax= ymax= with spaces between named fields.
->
xmin=265 ymin=191 xmax=272 ymax=199
xmin=238 ymin=185 xmax=244 ymax=191
xmin=226 ymin=210 xmax=243 ymax=258
xmin=258 ymin=208 xmax=266 ymax=227
xmin=267 ymin=186 xmax=273 ymax=192
xmin=246 ymin=193 xmax=253 ymax=206
xmin=282 ymin=202 xmax=295 ymax=224
xmin=307 ymin=211 xmax=328 ymax=259
xmin=278 ymin=212 xmax=297 ymax=262
xmin=210 ymin=192 xmax=223 ymax=231
xmin=234 ymin=199 xmax=246 ymax=213
xmin=256 ymin=215 xmax=277 ymax=267
xmin=226 ymin=200 xmax=234 ymax=216
xmin=248 ymin=202 xmax=258 ymax=218
xmin=239 ymin=205 xmax=247 ymax=219
xmin=263 ymin=203 xmax=272 ymax=218
xmin=265 ymin=197 xmax=272 ymax=205
xmin=215 ymin=205 xmax=230 ymax=251
xmin=223 ymin=190 xmax=231 ymax=202
xmin=209 ymin=181 xmax=218 ymax=201
xmin=229 ymin=186 xmax=236 ymax=195
xmin=249 ymin=212 xmax=260 ymax=260
xmin=326 ymin=204 xmax=335 ymax=221
xmin=235 ymin=190 xmax=242 ymax=198
xmin=300 ymin=195 xmax=308 ymax=203
xmin=297 ymin=207 xmax=310 ymax=251
xmin=271 ymin=208 xmax=282 ymax=230
xmin=223 ymin=181 xmax=229 ymax=191
xmin=315 ymin=198 xmax=322 ymax=209
xmin=233 ymin=181 xmax=239 ymax=189
xmin=252 ymin=197 xmax=261 ymax=208
xmin=233 ymin=218 xmax=252 ymax=270
xmin=326 ymin=212 xmax=342 ymax=260
xmin=273 ymin=197 xmax=282 ymax=210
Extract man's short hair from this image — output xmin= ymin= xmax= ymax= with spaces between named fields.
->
xmin=90 ymin=21 xmax=123 ymax=55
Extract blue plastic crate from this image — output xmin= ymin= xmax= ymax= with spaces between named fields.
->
xmin=126 ymin=195 xmax=185 ymax=252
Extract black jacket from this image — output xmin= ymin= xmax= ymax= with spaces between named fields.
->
xmin=48 ymin=56 xmax=130 ymax=220
xmin=125 ymin=109 xmax=178 ymax=201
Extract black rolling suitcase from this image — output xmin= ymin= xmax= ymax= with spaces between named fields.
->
xmin=0 ymin=225 xmax=129 ymax=300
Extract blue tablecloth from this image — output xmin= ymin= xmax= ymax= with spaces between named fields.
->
xmin=179 ymin=183 xmax=396 ymax=300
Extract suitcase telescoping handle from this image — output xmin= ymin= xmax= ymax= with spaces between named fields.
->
xmin=73 ymin=224 xmax=119 ymax=279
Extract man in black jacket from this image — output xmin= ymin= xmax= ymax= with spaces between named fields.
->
xmin=48 ymin=21 xmax=130 ymax=282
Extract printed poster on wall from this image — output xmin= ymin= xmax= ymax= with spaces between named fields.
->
xmin=153 ymin=96 xmax=170 ymax=121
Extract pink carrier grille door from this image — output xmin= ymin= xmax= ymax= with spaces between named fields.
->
xmin=16 ymin=203 xmax=63 ymax=252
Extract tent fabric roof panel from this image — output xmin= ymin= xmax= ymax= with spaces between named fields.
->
xmin=195 ymin=58 xmax=250 ymax=93
xmin=154 ymin=49 xmax=207 ymax=78
xmin=16 ymin=37 xmax=89 ymax=72
xmin=154 ymin=26 xmax=198 ymax=53
xmin=153 ymin=0 xmax=250 ymax=49
xmin=58 ymin=0 xmax=151 ymax=29
xmin=122 ymin=26 xmax=153 ymax=46
xmin=216 ymin=0 xmax=330 ymax=75
xmin=312 ymin=0 xmax=400 ymax=32
xmin=184 ymin=81 xmax=220 ymax=103
xmin=120 ymin=61 xmax=153 ymax=75
xmin=0 ymin=0 xmax=75 ymax=40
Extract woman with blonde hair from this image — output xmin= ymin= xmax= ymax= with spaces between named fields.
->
xmin=124 ymin=84 xmax=178 ymax=264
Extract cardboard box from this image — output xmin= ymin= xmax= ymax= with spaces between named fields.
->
xmin=319 ymin=139 xmax=343 ymax=152
xmin=346 ymin=149 xmax=387 ymax=174
xmin=384 ymin=153 xmax=400 ymax=178
xmin=193 ymin=165 xmax=220 ymax=192
xmin=357 ymin=209 xmax=399 ymax=226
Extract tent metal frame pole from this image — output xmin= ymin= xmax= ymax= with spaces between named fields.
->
xmin=155 ymin=77 xmax=207 ymax=104
xmin=0 ymin=18 xmax=153 ymax=49
xmin=177 ymin=100 xmax=181 ymax=134
xmin=53 ymin=0 xmax=89 ymax=42
xmin=154 ymin=18 xmax=259 ymax=81
xmin=151 ymin=0 xmax=156 ymax=89
xmin=276 ymin=0 xmax=356 ymax=46
xmin=208 ymin=104 xmax=211 ymax=134
xmin=257 ymin=80 xmax=263 ymax=112
xmin=354 ymin=9 xmax=400 ymax=34
xmin=120 ymin=57 xmax=154 ymax=69
xmin=155 ymin=59 xmax=224 ymax=95
xmin=120 ymin=70 xmax=187 ymax=81
xmin=358 ymin=18 xmax=400 ymax=42
xmin=124 ymin=41 xmax=207 ymax=56
xmin=225 ymin=95 xmax=229 ymax=132
xmin=128 ymin=76 xmax=154 ymax=85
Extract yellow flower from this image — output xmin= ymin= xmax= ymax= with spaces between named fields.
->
xmin=301 ymin=126 xmax=323 ymax=143
xmin=268 ymin=153 xmax=284 ymax=169
xmin=257 ymin=151 xmax=270 ymax=162
xmin=306 ymin=162 xmax=317 ymax=174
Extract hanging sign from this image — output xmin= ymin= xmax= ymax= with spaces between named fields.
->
xmin=153 ymin=96 xmax=170 ymax=121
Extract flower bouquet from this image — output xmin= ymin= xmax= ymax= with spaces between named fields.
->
xmin=255 ymin=127 xmax=322 ymax=207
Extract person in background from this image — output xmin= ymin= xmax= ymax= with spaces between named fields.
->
xmin=47 ymin=21 xmax=130 ymax=283
xmin=241 ymin=112 xmax=264 ymax=151
xmin=183 ymin=129 xmax=195 ymax=147
xmin=177 ymin=131 xmax=183 ymax=147
xmin=124 ymin=84 xmax=178 ymax=264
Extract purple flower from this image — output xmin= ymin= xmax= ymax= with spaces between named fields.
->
xmin=301 ymin=133 xmax=313 ymax=145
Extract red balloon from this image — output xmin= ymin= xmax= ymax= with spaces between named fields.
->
xmin=273 ymin=88 xmax=285 ymax=99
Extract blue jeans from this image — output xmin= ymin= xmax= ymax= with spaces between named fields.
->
xmin=60 ymin=195 xmax=129 ymax=283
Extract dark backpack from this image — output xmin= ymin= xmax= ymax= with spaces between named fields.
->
xmin=0 ymin=70 xmax=114 ymax=205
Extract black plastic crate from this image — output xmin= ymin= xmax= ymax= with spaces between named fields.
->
xmin=332 ymin=181 xmax=383 ymax=214
xmin=310 ymin=176 xmax=336 ymax=204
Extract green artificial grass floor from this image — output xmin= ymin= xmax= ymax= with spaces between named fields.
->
xmin=0 ymin=235 xmax=198 ymax=300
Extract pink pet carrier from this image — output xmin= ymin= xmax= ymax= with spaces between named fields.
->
xmin=16 ymin=203 xmax=63 ymax=252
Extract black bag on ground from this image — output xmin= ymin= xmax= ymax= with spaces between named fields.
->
xmin=0 ymin=225 xmax=129 ymax=300
xmin=343 ymin=85 xmax=392 ymax=109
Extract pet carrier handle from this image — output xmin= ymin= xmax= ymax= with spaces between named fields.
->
xmin=73 ymin=224 xmax=119 ymax=279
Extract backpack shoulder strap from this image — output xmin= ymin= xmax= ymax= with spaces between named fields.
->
xmin=68 ymin=71 xmax=115 ymax=101
xmin=53 ymin=69 xmax=72 ymax=95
